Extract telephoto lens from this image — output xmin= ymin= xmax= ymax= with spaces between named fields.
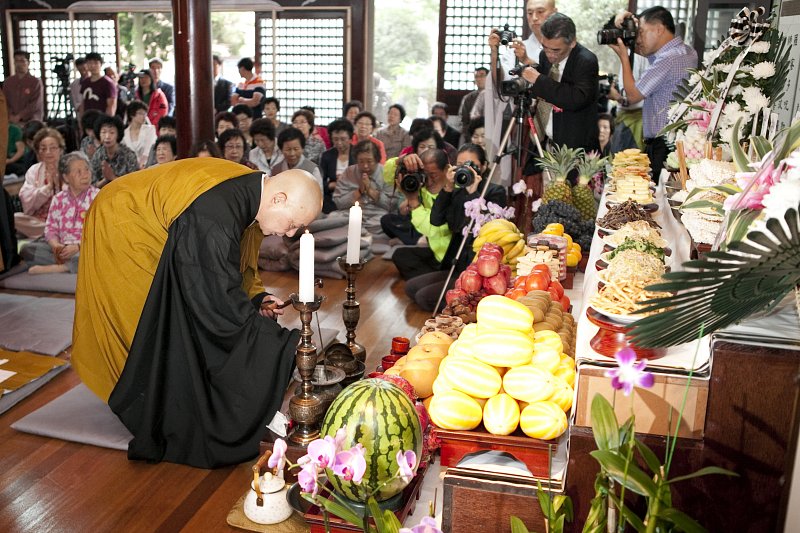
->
xmin=454 ymin=162 xmax=479 ymax=188
xmin=400 ymin=173 xmax=424 ymax=193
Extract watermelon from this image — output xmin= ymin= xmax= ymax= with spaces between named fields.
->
xmin=320 ymin=379 xmax=422 ymax=502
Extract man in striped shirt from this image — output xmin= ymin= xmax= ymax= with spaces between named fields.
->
xmin=608 ymin=6 xmax=697 ymax=182
xmin=231 ymin=57 xmax=267 ymax=119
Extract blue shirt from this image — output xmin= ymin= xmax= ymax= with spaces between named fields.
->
xmin=637 ymin=37 xmax=697 ymax=138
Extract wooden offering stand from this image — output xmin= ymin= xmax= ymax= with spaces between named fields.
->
xmin=585 ymin=307 xmax=666 ymax=360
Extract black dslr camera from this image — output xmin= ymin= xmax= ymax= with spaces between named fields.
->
xmin=454 ymin=161 xmax=480 ymax=188
xmin=118 ymin=63 xmax=138 ymax=92
xmin=500 ymin=65 xmax=534 ymax=96
xmin=396 ymin=159 xmax=425 ymax=193
xmin=493 ymin=23 xmax=518 ymax=46
xmin=597 ymin=16 xmax=637 ymax=47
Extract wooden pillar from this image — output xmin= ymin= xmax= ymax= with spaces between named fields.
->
xmin=171 ymin=0 xmax=213 ymax=158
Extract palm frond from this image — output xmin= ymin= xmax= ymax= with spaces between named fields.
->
xmin=628 ymin=205 xmax=800 ymax=347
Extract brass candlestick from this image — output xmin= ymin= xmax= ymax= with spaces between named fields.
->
xmin=288 ymin=288 xmax=325 ymax=446
xmin=337 ymin=257 xmax=367 ymax=362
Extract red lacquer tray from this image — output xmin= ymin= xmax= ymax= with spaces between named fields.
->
xmin=585 ymin=307 xmax=666 ymax=360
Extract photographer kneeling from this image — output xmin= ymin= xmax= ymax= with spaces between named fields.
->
xmin=400 ymin=144 xmax=507 ymax=312
xmin=605 ymin=6 xmax=696 ymax=181
xmin=384 ymin=149 xmax=451 ymax=280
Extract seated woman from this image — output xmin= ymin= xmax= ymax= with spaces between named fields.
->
xmin=189 ymin=139 xmax=222 ymax=158
xmin=271 ymin=127 xmax=323 ymax=192
xmin=79 ymin=110 xmax=103 ymax=160
xmin=319 ymin=119 xmax=355 ymax=214
xmin=290 ymin=109 xmax=326 ymax=166
xmin=91 ymin=115 xmax=139 ymax=187
xmin=153 ymin=135 xmax=177 ymax=165
xmin=467 ymin=116 xmax=486 ymax=150
xmin=215 ymin=111 xmax=238 ymax=139
xmin=404 ymin=143 xmax=508 ymax=311
xmin=15 ymin=128 xmax=65 ymax=239
xmin=21 ymin=152 xmax=99 ymax=274
xmin=248 ymin=118 xmax=283 ymax=172
xmin=4 ymin=121 xmax=27 ymax=176
xmin=218 ymin=129 xmax=257 ymax=169
xmin=352 ymin=111 xmax=387 ymax=163
xmin=122 ymin=100 xmax=157 ymax=169
xmin=333 ymin=140 xmax=399 ymax=238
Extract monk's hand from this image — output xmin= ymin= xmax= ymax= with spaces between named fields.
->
xmin=260 ymin=297 xmax=286 ymax=320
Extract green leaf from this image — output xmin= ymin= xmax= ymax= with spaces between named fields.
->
xmin=307 ymin=495 xmax=364 ymax=528
xmin=751 ymin=136 xmax=773 ymax=159
xmin=668 ymin=466 xmax=738 ymax=484
xmin=657 ymin=507 xmax=708 ymax=533
xmin=680 ymin=199 xmax=725 ymax=215
xmin=730 ymin=116 xmax=750 ymax=172
xmin=608 ymin=492 xmax=646 ymax=532
xmin=591 ymin=394 xmax=619 ymax=451
xmin=510 ymin=515 xmax=531 ymax=533
xmin=383 ymin=511 xmax=402 ymax=533
xmin=368 ymin=497 xmax=386 ymax=532
xmin=635 ymin=439 xmax=663 ymax=477
xmin=619 ymin=417 xmax=636 ymax=448
xmin=589 ymin=450 xmax=658 ymax=498
xmin=553 ymin=495 xmax=574 ymax=522
xmin=536 ymin=481 xmax=552 ymax=519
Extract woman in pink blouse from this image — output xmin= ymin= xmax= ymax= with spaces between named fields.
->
xmin=21 ymin=152 xmax=99 ymax=274
xmin=14 ymin=128 xmax=65 ymax=238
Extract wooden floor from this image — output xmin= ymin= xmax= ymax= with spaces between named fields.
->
xmin=0 ymin=259 xmax=430 ymax=533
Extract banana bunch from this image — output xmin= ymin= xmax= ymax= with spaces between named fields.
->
xmin=472 ymin=219 xmax=528 ymax=266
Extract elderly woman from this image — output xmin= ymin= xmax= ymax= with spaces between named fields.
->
xmin=91 ymin=115 xmax=139 ymax=187
xmin=271 ymin=126 xmax=323 ymax=192
xmin=154 ymin=135 xmax=177 ymax=165
xmin=353 ymin=111 xmax=387 ymax=164
xmin=15 ymin=128 xmax=65 ymax=238
xmin=217 ymin=128 xmax=257 ymax=169
xmin=21 ymin=151 xmax=99 ymax=274
xmin=122 ymin=100 xmax=158 ymax=168
xmin=290 ymin=109 xmax=325 ymax=166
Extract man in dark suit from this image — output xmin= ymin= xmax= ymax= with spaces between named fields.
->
xmin=213 ymin=55 xmax=234 ymax=114
xmin=521 ymin=13 xmax=599 ymax=153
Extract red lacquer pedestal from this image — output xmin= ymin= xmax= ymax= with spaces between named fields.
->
xmin=585 ymin=307 xmax=666 ymax=360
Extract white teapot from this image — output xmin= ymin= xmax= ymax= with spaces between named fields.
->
xmin=243 ymin=470 xmax=293 ymax=525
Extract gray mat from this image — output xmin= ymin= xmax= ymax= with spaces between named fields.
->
xmin=0 ymin=294 xmax=75 ymax=355
xmin=0 ymin=262 xmax=28 ymax=281
xmin=11 ymin=383 xmax=132 ymax=450
xmin=0 ymin=272 xmax=77 ymax=294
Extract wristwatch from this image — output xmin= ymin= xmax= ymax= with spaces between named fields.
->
xmin=619 ymin=94 xmax=629 ymax=107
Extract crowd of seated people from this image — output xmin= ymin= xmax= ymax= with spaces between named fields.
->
xmin=2 ymin=50 xmax=507 ymax=316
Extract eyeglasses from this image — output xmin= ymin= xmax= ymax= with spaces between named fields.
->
xmin=225 ymin=143 xmax=244 ymax=151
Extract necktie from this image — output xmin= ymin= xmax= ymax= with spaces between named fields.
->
xmin=534 ymin=63 xmax=560 ymax=141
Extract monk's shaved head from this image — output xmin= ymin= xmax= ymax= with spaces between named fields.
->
xmin=256 ymin=169 xmax=322 ymax=237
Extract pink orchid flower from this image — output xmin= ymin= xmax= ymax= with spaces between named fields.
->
xmin=396 ymin=450 xmax=417 ymax=483
xmin=298 ymin=461 xmax=320 ymax=497
xmin=399 ymin=516 xmax=443 ymax=533
xmin=332 ymin=444 xmax=367 ymax=483
xmin=267 ymin=438 xmax=287 ymax=471
xmin=604 ymin=347 xmax=654 ymax=396
xmin=304 ymin=436 xmax=337 ymax=469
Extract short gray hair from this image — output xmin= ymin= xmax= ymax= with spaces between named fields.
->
xmin=541 ymin=13 xmax=577 ymax=44
xmin=58 ymin=151 xmax=91 ymax=177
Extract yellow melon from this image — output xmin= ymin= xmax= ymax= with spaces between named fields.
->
xmin=553 ymin=363 xmax=576 ymax=387
xmin=530 ymin=346 xmax=561 ymax=373
xmin=559 ymin=354 xmax=576 ymax=369
xmin=439 ymin=357 xmax=502 ymax=399
xmin=483 ymin=393 xmax=521 ymax=435
xmin=476 ymin=295 xmax=534 ymax=333
xmin=547 ymin=376 xmax=574 ymax=412
xmin=520 ymin=401 xmax=568 ymax=440
xmin=503 ymin=365 xmax=556 ymax=403
xmin=457 ymin=323 xmax=479 ymax=343
xmin=428 ymin=389 xmax=483 ymax=430
xmin=472 ymin=330 xmax=535 ymax=368
xmin=432 ymin=373 xmax=456 ymax=396
xmin=533 ymin=330 xmax=564 ymax=354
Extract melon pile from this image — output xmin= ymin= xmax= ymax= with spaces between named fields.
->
xmin=427 ymin=295 xmax=575 ymax=441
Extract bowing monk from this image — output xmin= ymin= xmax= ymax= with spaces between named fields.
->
xmin=72 ymin=158 xmax=322 ymax=468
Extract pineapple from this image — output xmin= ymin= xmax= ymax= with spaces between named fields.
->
xmin=536 ymin=144 xmax=583 ymax=205
xmin=573 ymin=151 xmax=608 ymax=220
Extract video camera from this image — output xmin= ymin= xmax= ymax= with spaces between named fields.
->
xmin=118 ymin=63 xmax=138 ymax=92
xmin=52 ymin=53 xmax=74 ymax=88
xmin=396 ymin=159 xmax=425 ymax=193
xmin=598 ymin=73 xmax=616 ymax=99
xmin=492 ymin=23 xmax=518 ymax=46
xmin=500 ymin=65 xmax=534 ymax=97
xmin=454 ymin=161 xmax=480 ymax=188
xmin=597 ymin=16 xmax=637 ymax=47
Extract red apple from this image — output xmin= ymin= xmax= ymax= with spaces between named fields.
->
xmin=461 ymin=270 xmax=483 ymax=293
xmin=482 ymin=273 xmax=508 ymax=295
xmin=446 ymin=289 xmax=467 ymax=305
xmin=476 ymin=253 xmax=500 ymax=278
xmin=454 ymin=276 xmax=463 ymax=290
xmin=481 ymin=243 xmax=504 ymax=260
xmin=466 ymin=263 xmax=480 ymax=273
xmin=499 ymin=264 xmax=512 ymax=283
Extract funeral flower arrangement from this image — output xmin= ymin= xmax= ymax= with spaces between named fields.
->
xmin=662 ymin=7 xmax=790 ymax=166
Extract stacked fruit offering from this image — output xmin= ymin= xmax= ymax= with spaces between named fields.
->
xmin=442 ymin=243 xmax=513 ymax=323
xmin=427 ymin=295 xmax=576 ymax=441
xmin=471 ymin=219 xmax=529 ymax=274
xmin=383 ymin=331 xmax=454 ymax=401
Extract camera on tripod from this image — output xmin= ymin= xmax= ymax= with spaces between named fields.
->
xmin=453 ymin=161 xmax=480 ymax=188
xmin=118 ymin=63 xmax=139 ymax=92
xmin=492 ymin=23 xmax=518 ymax=46
xmin=597 ymin=16 xmax=637 ymax=47
xmin=396 ymin=159 xmax=426 ymax=193
xmin=598 ymin=73 xmax=616 ymax=98
xmin=500 ymin=65 xmax=534 ymax=97
xmin=52 ymin=53 xmax=74 ymax=87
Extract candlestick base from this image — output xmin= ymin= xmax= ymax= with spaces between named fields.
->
xmin=336 ymin=257 xmax=368 ymax=363
xmin=288 ymin=292 xmax=326 ymax=446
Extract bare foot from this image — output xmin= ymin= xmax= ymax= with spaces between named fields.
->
xmin=28 ymin=264 xmax=69 ymax=274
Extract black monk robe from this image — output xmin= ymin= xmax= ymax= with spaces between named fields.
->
xmin=103 ymin=170 xmax=298 ymax=468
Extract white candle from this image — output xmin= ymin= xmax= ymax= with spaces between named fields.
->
xmin=346 ymin=202 xmax=362 ymax=264
xmin=299 ymin=230 xmax=315 ymax=302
